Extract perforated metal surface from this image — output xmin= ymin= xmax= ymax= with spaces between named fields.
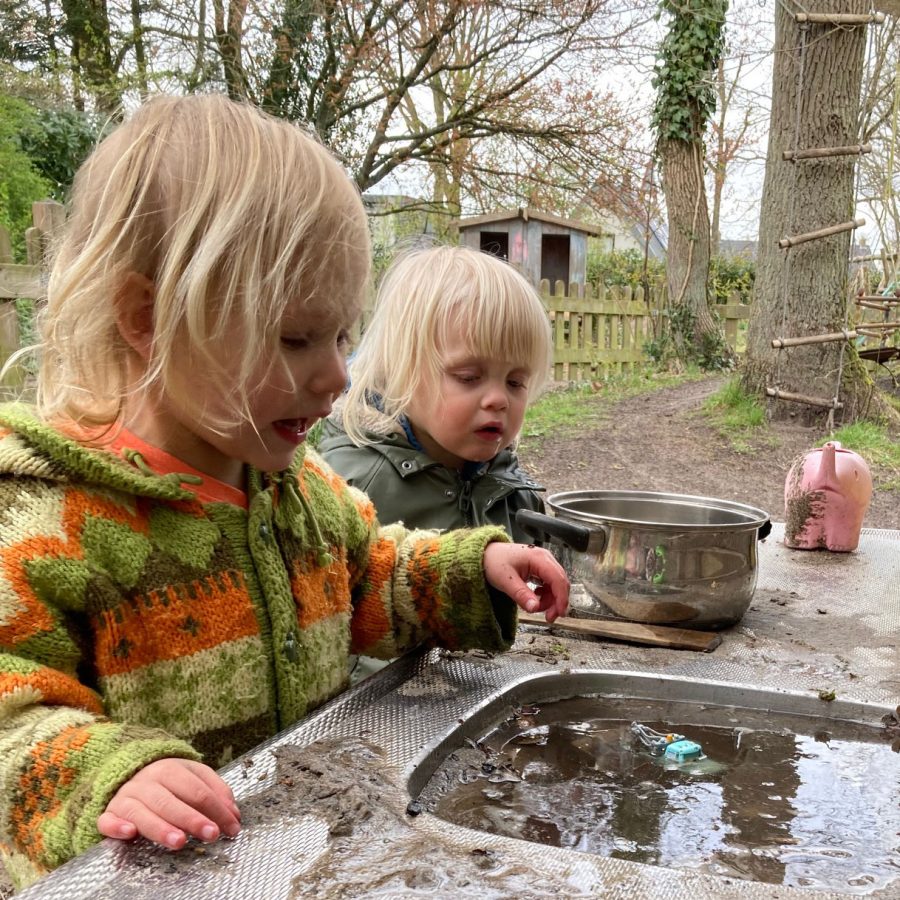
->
xmin=18 ymin=525 xmax=900 ymax=899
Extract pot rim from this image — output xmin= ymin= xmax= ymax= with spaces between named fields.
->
xmin=546 ymin=489 xmax=770 ymax=532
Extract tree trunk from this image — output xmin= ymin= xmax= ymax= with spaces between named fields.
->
xmin=659 ymin=136 xmax=725 ymax=363
xmin=60 ymin=0 xmax=121 ymax=116
xmin=742 ymin=0 xmax=877 ymax=425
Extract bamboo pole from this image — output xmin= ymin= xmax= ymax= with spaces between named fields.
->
xmin=771 ymin=330 xmax=857 ymax=348
xmin=783 ymin=143 xmax=871 ymax=161
xmin=778 ymin=218 xmax=865 ymax=249
xmin=854 ymin=293 xmax=900 ymax=301
xmin=795 ymin=12 xmax=885 ymax=24
xmin=856 ymin=327 xmax=894 ymax=337
xmin=766 ymin=388 xmax=843 ymax=410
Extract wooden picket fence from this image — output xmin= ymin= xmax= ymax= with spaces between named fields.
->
xmin=538 ymin=279 xmax=749 ymax=382
xmin=1 ymin=201 xmax=751 ymax=390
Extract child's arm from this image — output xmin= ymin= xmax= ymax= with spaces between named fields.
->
xmin=335 ymin=476 xmax=568 ymax=660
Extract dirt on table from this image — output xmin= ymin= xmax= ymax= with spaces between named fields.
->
xmin=520 ymin=374 xmax=900 ymax=532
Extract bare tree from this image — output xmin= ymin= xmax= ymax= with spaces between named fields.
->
xmin=652 ymin=0 xmax=731 ymax=369
xmin=249 ymin=0 xmax=652 ymax=197
xmin=857 ymin=11 xmax=900 ymax=284
xmin=742 ymin=0 xmax=892 ymax=426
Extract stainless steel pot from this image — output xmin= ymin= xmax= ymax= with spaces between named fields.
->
xmin=517 ymin=490 xmax=771 ymax=629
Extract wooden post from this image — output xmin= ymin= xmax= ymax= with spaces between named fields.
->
xmin=778 ymin=217 xmax=865 ymax=249
xmin=0 ymin=225 xmax=12 ymax=264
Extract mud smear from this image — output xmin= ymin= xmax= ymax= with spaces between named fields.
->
xmin=237 ymin=738 xmax=592 ymax=898
xmin=417 ymin=697 xmax=900 ymax=895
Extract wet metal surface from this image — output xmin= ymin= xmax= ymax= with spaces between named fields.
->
xmin=17 ymin=524 xmax=900 ymax=899
xmin=419 ymin=696 xmax=900 ymax=894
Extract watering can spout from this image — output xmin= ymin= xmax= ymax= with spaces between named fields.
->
xmin=820 ymin=441 xmax=839 ymax=490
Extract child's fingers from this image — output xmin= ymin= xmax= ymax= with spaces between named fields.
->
xmin=186 ymin=760 xmax=242 ymax=821
xmin=483 ymin=543 xmax=570 ymax=622
xmin=102 ymin=759 xmax=241 ymax=850
xmin=97 ymin=811 xmax=138 ymax=841
xmin=525 ymin=548 xmax=570 ymax=622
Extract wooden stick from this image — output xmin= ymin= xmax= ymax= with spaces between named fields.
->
xmin=855 ymin=293 xmax=900 ymax=301
xmin=856 ymin=327 xmax=894 ymax=338
xmin=850 ymin=321 xmax=900 ymax=330
xmin=771 ymin=330 xmax=856 ymax=348
xmin=779 ymin=218 xmax=865 ymax=249
xmin=783 ymin=143 xmax=871 ymax=161
xmin=851 ymin=252 xmax=900 ymax=263
xmin=856 ymin=300 xmax=893 ymax=311
xmin=766 ymin=388 xmax=842 ymax=410
xmin=517 ymin=612 xmax=722 ymax=653
xmin=795 ymin=12 xmax=885 ymax=25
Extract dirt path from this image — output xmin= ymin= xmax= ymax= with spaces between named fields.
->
xmin=521 ymin=375 xmax=900 ymax=531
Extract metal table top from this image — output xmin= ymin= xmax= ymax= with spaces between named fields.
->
xmin=17 ymin=524 xmax=900 ymax=899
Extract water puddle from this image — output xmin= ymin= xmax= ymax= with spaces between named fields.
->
xmin=418 ymin=696 xmax=900 ymax=894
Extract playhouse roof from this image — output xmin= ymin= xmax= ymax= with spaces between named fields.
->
xmin=456 ymin=207 xmax=607 ymax=237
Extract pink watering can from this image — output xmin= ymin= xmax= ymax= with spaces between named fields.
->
xmin=783 ymin=441 xmax=872 ymax=551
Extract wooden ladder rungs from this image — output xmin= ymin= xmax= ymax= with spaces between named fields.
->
xmin=783 ymin=143 xmax=871 ymax=162
xmin=779 ymin=218 xmax=865 ymax=249
xmin=852 ymin=321 xmax=900 ymax=331
xmin=766 ymin=388 xmax=843 ymax=410
xmin=856 ymin=327 xmax=897 ymax=338
xmin=771 ymin=329 xmax=856 ymax=349
xmin=856 ymin=300 xmax=893 ymax=312
xmin=852 ymin=252 xmax=900 ymax=263
xmin=855 ymin=293 xmax=900 ymax=302
xmin=795 ymin=12 xmax=885 ymax=25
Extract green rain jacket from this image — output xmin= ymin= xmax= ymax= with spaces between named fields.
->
xmin=318 ymin=408 xmax=545 ymax=543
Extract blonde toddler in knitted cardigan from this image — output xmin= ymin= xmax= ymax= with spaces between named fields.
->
xmin=0 ymin=94 xmax=568 ymax=888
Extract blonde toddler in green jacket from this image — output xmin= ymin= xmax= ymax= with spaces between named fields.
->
xmin=0 ymin=94 xmax=569 ymax=890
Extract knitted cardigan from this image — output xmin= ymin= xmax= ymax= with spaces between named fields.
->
xmin=0 ymin=404 xmax=516 ymax=888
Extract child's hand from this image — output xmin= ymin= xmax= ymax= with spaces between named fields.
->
xmin=97 ymin=758 xmax=241 ymax=850
xmin=483 ymin=542 xmax=570 ymax=623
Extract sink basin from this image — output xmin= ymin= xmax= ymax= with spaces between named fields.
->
xmin=409 ymin=670 xmax=899 ymax=895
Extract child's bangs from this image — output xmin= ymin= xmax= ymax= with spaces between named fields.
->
xmin=441 ymin=279 xmax=551 ymax=383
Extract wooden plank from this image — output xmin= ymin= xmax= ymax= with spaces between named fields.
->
xmin=0 ymin=264 xmax=44 ymax=299
xmin=518 ymin=612 xmax=722 ymax=653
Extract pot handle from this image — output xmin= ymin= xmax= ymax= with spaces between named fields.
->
xmin=516 ymin=509 xmax=599 ymax=554
xmin=758 ymin=520 xmax=772 ymax=541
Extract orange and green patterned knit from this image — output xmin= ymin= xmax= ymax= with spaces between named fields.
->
xmin=0 ymin=404 xmax=516 ymax=889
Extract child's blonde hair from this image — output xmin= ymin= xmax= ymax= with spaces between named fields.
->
xmin=342 ymin=244 xmax=551 ymax=445
xmin=33 ymin=93 xmax=370 ymax=429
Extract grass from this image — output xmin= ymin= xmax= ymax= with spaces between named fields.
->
xmin=518 ymin=367 xmax=702 ymax=452
xmin=701 ymin=377 xmax=773 ymax=453
xmin=827 ymin=421 xmax=900 ymax=491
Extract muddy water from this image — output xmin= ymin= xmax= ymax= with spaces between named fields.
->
xmin=419 ymin=697 xmax=900 ymax=894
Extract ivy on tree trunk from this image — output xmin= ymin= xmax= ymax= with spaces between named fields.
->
xmin=652 ymin=0 xmax=732 ymax=370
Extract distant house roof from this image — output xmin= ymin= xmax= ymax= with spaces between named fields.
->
xmin=456 ymin=207 xmax=609 ymax=237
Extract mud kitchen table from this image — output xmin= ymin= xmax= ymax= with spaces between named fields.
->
xmin=17 ymin=524 xmax=900 ymax=900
